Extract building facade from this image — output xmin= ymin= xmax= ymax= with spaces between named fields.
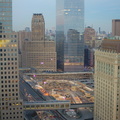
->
xmin=17 ymin=30 xmax=32 ymax=67
xmin=94 ymin=39 xmax=120 ymax=120
xmin=0 ymin=0 xmax=23 ymax=120
xmin=112 ymin=19 xmax=120 ymax=36
xmin=22 ymin=14 xmax=56 ymax=72
xmin=31 ymin=14 xmax=45 ymax=41
xmin=84 ymin=26 xmax=96 ymax=47
xmin=56 ymin=0 xmax=84 ymax=72
xmin=0 ymin=1 xmax=12 ymax=33
xmin=84 ymin=47 xmax=94 ymax=68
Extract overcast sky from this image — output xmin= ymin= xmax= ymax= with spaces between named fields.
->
xmin=13 ymin=0 xmax=120 ymax=32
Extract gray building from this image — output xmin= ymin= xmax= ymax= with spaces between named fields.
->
xmin=56 ymin=0 xmax=84 ymax=72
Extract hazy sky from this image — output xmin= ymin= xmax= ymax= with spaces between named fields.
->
xmin=13 ymin=0 xmax=120 ymax=32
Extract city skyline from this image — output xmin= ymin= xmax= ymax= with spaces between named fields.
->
xmin=1 ymin=1 xmax=120 ymax=120
xmin=13 ymin=0 xmax=120 ymax=32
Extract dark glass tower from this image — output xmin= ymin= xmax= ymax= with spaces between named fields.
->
xmin=0 ymin=0 xmax=12 ymax=33
xmin=56 ymin=0 xmax=84 ymax=72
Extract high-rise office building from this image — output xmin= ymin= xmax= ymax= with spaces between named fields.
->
xmin=94 ymin=38 xmax=120 ymax=120
xmin=112 ymin=19 xmax=120 ymax=36
xmin=84 ymin=26 xmax=96 ymax=47
xmin=17 ymin=30 xmax=32 ymax=67
xmin=31 ymin=14 xmax=45 ymax=41
xmin=56 ymin=0 xmax=84 ymax=72
xmin=84 ymin=47 xmax=94 ymax=67
xmin=0 ymin=0 xmax=23 ymax=120
xmin=0 ymin=1 xmax=12 ymax=33
xmin=22 ymin=14 xmax=56 ymax=72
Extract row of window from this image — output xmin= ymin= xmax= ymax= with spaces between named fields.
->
xmin=1 ymin=93 xmax=18 ymax=97
xmin=1 ymin=84 xmax=18 ymax=88
xmin=1 ymin=71 xmax=17 ymax=74
xmin=0 ymin=54 xmax=17 ymax=58
xmin=0 ymin=48 xmax=17 ymax=52
xmin=1 ymin=80 xmax=18 ymax=83
xmin=1 ymin=76 xmax=18 ymax=79
xmin=25 ymin=104 xmax=70 ymax=109
xmin=2 ymin=112 xmax=22 ymax=116
xmin=0 ymin=53 xmax=17 ymax=57
xmin=0 ymin=66 xmax=17 ymax=70
xmin=0 ymin=62 xmax=17 ymax=67
xmin=1 ymin=97 xmax=19 ymax=101
xmin=97 ymin=61 xmax=114 ymax=75
xmin=2 ymin=116 xmax=22 ymax=120
xmin=0 ymin=71 xmax=17 ymax=75
xmin=1 ymin=89 xmax=18 ymax=92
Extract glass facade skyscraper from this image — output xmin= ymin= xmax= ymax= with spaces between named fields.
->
xmin=56 ymin=0 xmax=84 ymax=72
xmin=0 ymin=0 xmax=12 ymax=33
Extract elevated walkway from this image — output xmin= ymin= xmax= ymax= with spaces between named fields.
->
xmin=26 ymin=71 xmax=93 ymax=76
xmin=25 ymin=71 xmax=93 ymax=80
xmin=23 ymin=101 xmax=94 ymax=111
xmin=23 ymin=100 xmax=70 ymax=111
xmin=71 ymin=103 xmax=94 ymax=108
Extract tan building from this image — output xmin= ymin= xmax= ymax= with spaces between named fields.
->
xmin=94 ymin=38 xmax=120 ymax=120
xmin=112 ymin=19 xmax=120 ymax=36
xmin=0 ymin=33 xmax=23 ymax=120
xmin=18 ymin=30 xmax=32 ymax=53
xmin=84 ymin=26 xmax=96 ymax=47
xmin=17 ymin=30 xmax=32 ymax=67
xmin=94 ymin=38 xmax=103 ymax=48
xmin=22 ymin=14 xmax=56 ymax=72
xmin=31 ymin=14 xmax=45 ymax=41
xmin=0 ymin=1 xmax=23 ymax=120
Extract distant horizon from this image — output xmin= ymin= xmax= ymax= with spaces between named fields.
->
xmin=13 ymin=0 xmax=120 ymax=33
